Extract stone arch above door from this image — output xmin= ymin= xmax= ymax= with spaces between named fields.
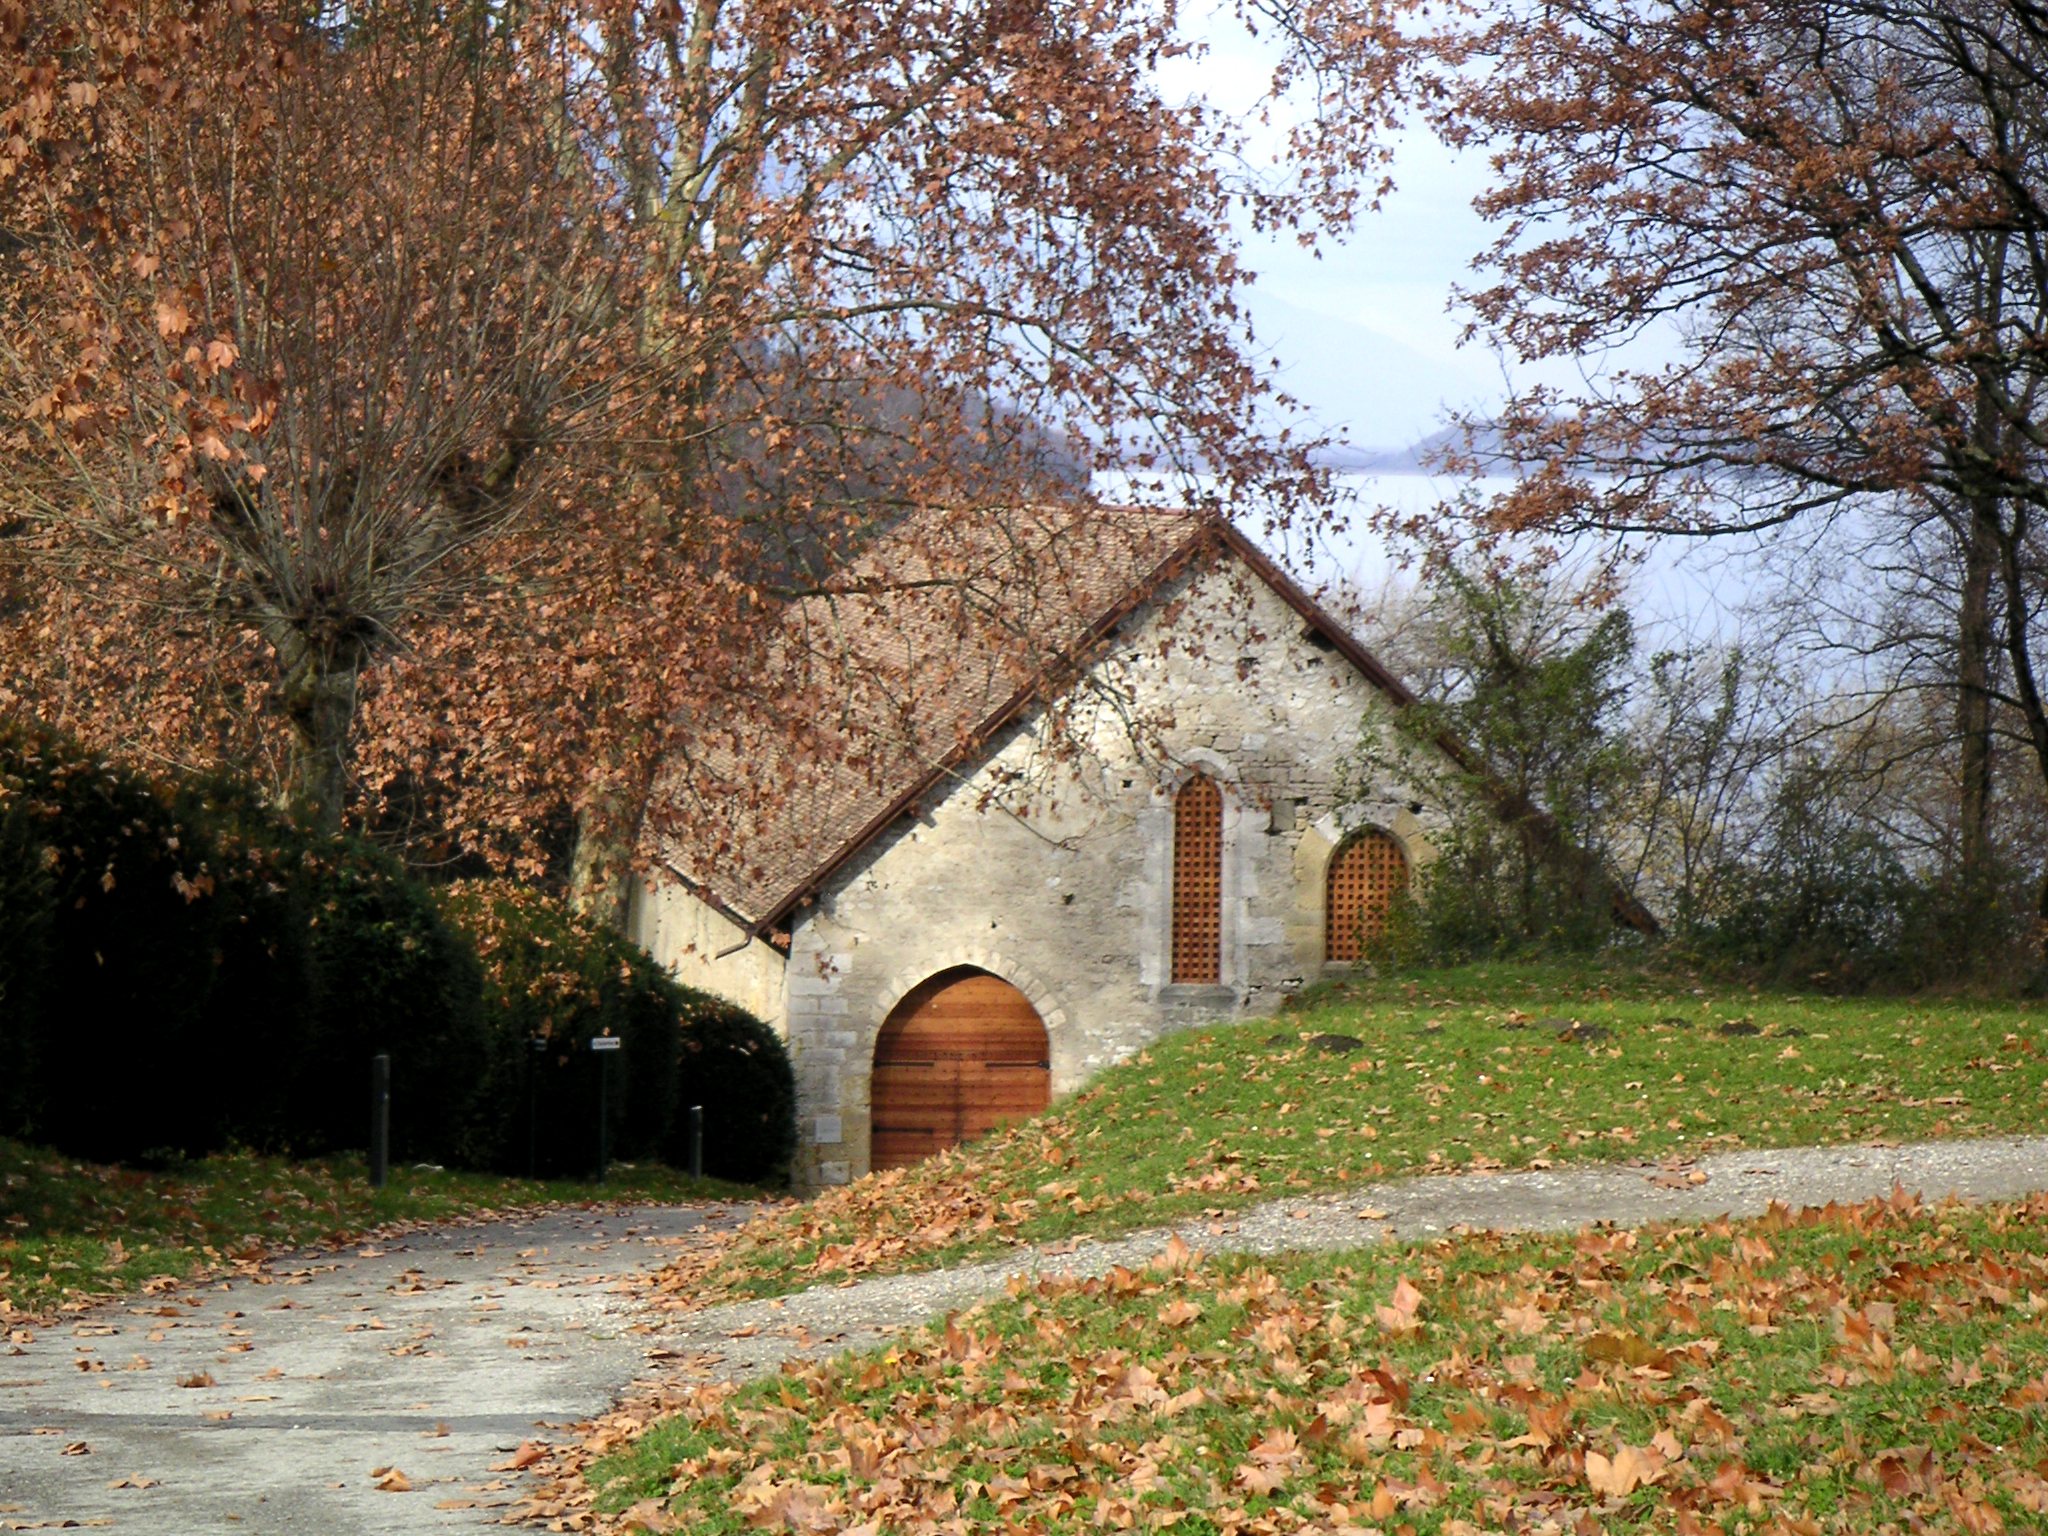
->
xmin=870 ymin=967 xmax=1051 ymax=1169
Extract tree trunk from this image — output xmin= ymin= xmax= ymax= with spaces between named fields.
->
xmin=275 ymin=633 xmax=366 ymax=838
xmin=1957 ymin=495 xmax=1999 ymax=884
xmin=568 ymin=782 xmax=639 ymax=932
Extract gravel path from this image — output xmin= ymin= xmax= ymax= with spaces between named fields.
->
xmin=3 ymin=1133 xmax=2045 ymax=1533
xmin=642 ymin=1133 xmax=2048 ymax=1384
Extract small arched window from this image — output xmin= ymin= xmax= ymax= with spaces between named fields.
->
xmin=1326 ymin=829 xmax=1409 ymax=962
xmin=1171 ymin=774 xmax=1223 ymax=983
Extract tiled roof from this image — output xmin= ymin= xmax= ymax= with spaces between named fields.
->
xmin=650 ymin=501 xmax=1662 ymax=938
xmin=652 ymin=503 xmax=1208 ymax=928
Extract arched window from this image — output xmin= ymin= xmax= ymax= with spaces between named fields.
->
xmin=1171 ymin=774 xmax=1223 ymax=983
xmin=1326 ymin=829 xmax=1408 ymax=962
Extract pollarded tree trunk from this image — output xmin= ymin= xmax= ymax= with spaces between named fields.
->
xmin=567 ymin=773 xmax=650 ymax=932
xmin=274 ymin=629 xmax=370 ymax=839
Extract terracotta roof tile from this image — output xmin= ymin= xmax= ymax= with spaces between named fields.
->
xmin=653 ymin=503 xmax=1206 ymax=926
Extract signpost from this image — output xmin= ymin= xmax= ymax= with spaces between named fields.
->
xmin=590 ymin=1035 xmax=621 ymax=1184
xmin=526 ymin=1033 xmax=549 ymax=1179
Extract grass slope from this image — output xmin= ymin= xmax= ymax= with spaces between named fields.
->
xmin=651 ymin=963 xmax=2048 ymax=1307
xmin=0 ymin=1138 xmax=756 ymax=1316
xmin=597 ymin=1190 xmax=2048 ymax=1535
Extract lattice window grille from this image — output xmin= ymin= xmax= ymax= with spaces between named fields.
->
xmin=1325 ymin=830 xmax=1408 ymax=962
xmin=1171 ymin=774 xmax=1223 ymax=984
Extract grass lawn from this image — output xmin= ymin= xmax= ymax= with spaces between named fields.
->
xmin=595 ymin=1189 xmax=2048 ymax=1535
xmin=0 ymin=1138 xmax=758 ymax=1317
xmin=650 ymin=961 xmax=2048 ymax=1307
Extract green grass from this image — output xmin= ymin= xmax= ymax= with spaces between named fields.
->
xmin=595 ymin=1190 xmax=2048 ymax=1534
xmin=0 ymin=1138 xmax=757 ymax=1316
xmin=662 ymin=961 xmax=2048 ymax=1306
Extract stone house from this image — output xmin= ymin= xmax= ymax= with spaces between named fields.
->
xmin=628 ymin=505 xmax=1512 ymax=1187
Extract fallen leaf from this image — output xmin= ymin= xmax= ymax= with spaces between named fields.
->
xmin=59 ymin=1442 xmax=91 ymax=1456
xmin=370 ymin=1466 xmax=413 ymax=1492
xmin=1376 ymin=1277 xmax=1425 ymax=1332
xmin=1586 ymin=1443 xmax=1666 ymax=1497
xmin=176 ymin=1372 xmax=215 ymax=1389
xmin=1498 ymin=1302 xmax=1548 ymax=1336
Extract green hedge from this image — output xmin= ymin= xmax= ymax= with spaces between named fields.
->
xmin=0 ymin=723 xmax=494 ymax=1165
xmin=0 ymin=722 xmax=791 ymax=1182
xmin=445 ymin=884 xmax=795 ymax=1183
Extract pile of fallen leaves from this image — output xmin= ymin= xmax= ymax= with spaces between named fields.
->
xmin=635 ymin=995 xmax=2048 ymax=1311
xmin=576 ymin=1187 xmax=2048 ymax=1533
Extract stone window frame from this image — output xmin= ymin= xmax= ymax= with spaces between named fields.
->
xmin=1305 ymin=805 xmax=1432 ymax=970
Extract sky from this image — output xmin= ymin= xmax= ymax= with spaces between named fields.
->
xmin=1147 ymin=8 xmax=1758 ymax=637
xmin=1157 ymin=6 xmax=1504 ymax=453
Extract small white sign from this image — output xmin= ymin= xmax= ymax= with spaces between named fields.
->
xmin=589 ymin=1036 xmax=622 ymax=1052
xmin=814 ymin=1116 xmax=842 ymax=1145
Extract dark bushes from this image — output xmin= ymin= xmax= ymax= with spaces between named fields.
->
xmin=664 ymin=991 xmax=798 ymax=1184
xmin=447 ymin=884 xmax=795 ymax=1183
xmin=0 ymin=721 xmax=243 ymax=1162
xmin=0 ymin=723 xmax=494 ymax=1163
xmin=446 ymin=884 xmax=681 ymax=1178
xmin=0 ymin=724 xmax=791 ymax=1179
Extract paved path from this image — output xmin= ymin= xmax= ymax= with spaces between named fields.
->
xmin=643 ymin=1134 xmax=2048 ymax=1384
xmin=0 ymin=1203 xmax=749 ymax=1534
xmin=4 ymin=1134 xmax=2047 ymax=1533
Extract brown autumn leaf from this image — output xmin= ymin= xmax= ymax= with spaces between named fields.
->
xmin=1376 ymin=1277 xmax=1425 ymax=1333
xmin=1584 ymin=1330 xmax=1674 ymax=1373
xmin=490 ymin=1442 xmax=547 ymax=1472
xmin=370 ymin=1466 xmax=413 ymax=1492
xmin=1586 ymin=1443 xmax=1666 ymax=1497
xmin=175 ymin=1372 xmax=214 ymax=1389
xmin=1156 ymin=1299 xmax=1203 ymax=1328
xmin=1511 ymin=1399 xmax=1573 ymax=1448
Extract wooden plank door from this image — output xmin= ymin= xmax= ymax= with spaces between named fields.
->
xmin=871 ymin=969 xmax=1050 ymax=1169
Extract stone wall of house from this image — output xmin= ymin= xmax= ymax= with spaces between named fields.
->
xmin=774 ymin=559 xmax=1450 ymax=1188
xmin=625 ymin=878 xmax=789 ymax=1029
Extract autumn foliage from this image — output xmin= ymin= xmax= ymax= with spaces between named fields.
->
xmin=561 ymin=1189 xmax=2048 ymax=1534
xmin=0 ymin=0 xmax=1345 ymax=902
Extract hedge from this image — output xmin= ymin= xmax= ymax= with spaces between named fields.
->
xmin=445 ymin=883 xmax=796 ymax=1183
xmin=0 ymin=721 xmax=792 ymax=1183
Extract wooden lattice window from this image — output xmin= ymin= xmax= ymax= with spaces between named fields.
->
xmin=1326 ymin=830 xmax=1408 ymax=962
xmin=1171 ymin=774 xmax=1223 ymax=983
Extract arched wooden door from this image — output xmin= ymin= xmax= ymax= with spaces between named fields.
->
xmin=870 ymin=969 xmax=1050 ymax=1169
